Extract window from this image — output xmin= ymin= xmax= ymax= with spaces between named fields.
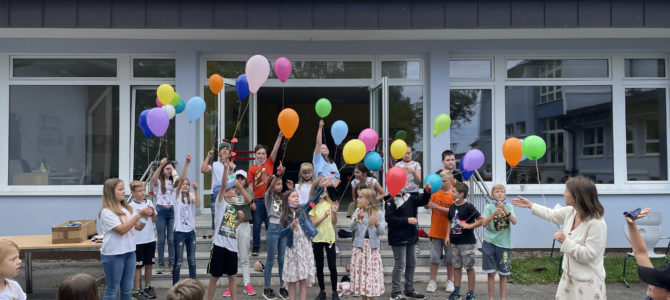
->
xmin=449 ymin=60 xmax=491 ymax=79
xmin=625 ymin=88 xmax=667 ymax=181
xmin=540 ymin=86 xmax=563 ymax=103
xmin=449 ymin=89 xmax=493 ymax=178
xmin=133 ymin=59 xmax=176 ymax=78
xmin=544 ymin=118 xmax=564 ymax=164
xmin=507 ymin=59 xmax=608 ymax=78
xmin=382 ymin=61 xmax=421 ymax=79
xmin=390 ymin=86 xmax=424 ymax=165
xmin=625 ymin=59 xmax=666 ymax=78
xmin=207 ymin=60 xmax=373 ymax=80
xmin=583 ymin=127 xmax=604 ymax=156
xmin=626 ymin=125 xmax=635 ymax=155
xmin=13 ymin=58 xmax=117 ymax=77
xmin=516 ymin=122 xmax=526 ymax=136
xmin=9 ymin=86 xmax=119 ymax=185
xmin=133 ymin=89 xmax=175 ymax=180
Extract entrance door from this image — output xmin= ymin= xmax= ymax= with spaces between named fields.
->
xmin=370 ymin=77 xmax=390 ymax=179
xmin=218 ymin=79 xmax=253 ymax=171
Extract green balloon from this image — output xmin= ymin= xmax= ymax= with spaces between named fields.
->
xmin=521 ymin=135 xmax=547 ymax=160
xmin=315 ymin=98 xmax=332 ymax=118
xmin=395 ymin=130 xmax=407 ymax=140
xmin=170 ymin=92 xmax=181 ymax=107
xmin=433 ymin=113 xmax=451 ymax=137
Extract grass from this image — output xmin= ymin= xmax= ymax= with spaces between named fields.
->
xmin=509 ymin=253 xmax=669 ymax=285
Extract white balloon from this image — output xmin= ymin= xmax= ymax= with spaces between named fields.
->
xmin=245 ymin=55 xmax=270 ymax=94
xmin=162 ymin=104 xmax=176 ymax=119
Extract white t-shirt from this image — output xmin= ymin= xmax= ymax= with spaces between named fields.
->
xmin=173 ymin=193 xmax=196 ymax=233
xmin=153 ymin=179 xmax=175 ymax=206
xmin=0 ymin=279 xmax=26 ymax=300
xmin=210 ymin=161 xmax=225 ymax=189
xmin=351 ymin=177 xmax=378 ymax=190
xmin=100 ymin=207 xmax=136 ymax=256
xmin=295 ymin=182 xmax=313 ymax=206
xmin=394 ymin=160 xmax=422 ymax=193
xmin=213 ymin=199 xmax=238 ymax=252
xmin=129 ymin=200 xmax=156 ymax=245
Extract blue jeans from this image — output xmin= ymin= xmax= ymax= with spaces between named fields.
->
xmin=253 ymin=197 xmax=269 ymax=251
xmin=101 ymin=251 xmax=135 ymax=300
xmin=156 ymin=205 xmax=175 ymax=267
xmin=264 ymin=222 xmax=287 ymax=287
xmin=173 ymin=230 xmax=197 ymax=284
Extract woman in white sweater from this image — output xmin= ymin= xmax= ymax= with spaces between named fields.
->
xmin=512 ymin=176 xmax=607 ymax=300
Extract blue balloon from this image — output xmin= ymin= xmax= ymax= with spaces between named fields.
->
xmin=138 ymin=109 xmax=152 ymax=138
xmin=363 ymin=151 xmax=382 ymax=172
xmin=519 ymin=138 xmax=527 ymax=162
xmin=459 ymin=157 xmax=474 ymax=180
xmin=424 ymin=173 xmax=442 ymax=194
xmin=186 ymin=96 xmax=207 ymax=123
xmin=236 ymin=74 xmax=250 ymax=100
xmin=331 ymin=120 xmax=348 ymax=146
xmin=175 ymin=99 xmax=185 ymax=114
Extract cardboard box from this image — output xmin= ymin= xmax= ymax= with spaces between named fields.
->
xmin=13 ymin=173 xmax=48 ymax=185
xmin=52 ymin=219 xmax=96 ymax=244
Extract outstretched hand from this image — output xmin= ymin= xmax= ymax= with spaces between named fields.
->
xmin=511 ymin=196 xmax=532 ymax=208
xmin=625 ymin=208 xmax=651 ymax=224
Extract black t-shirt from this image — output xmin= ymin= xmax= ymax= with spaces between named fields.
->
xmin=447 ymin=201 xmax=481 ymax=245
xmin=434 ymin=169 xmax=464 ymax=183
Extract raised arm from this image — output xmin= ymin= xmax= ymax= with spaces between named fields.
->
xmin=201 ymin=149 xmax=214 ymax=174
xmin=217 ymin=159 xmax=233 ymax=203
xmin=513 ymin=195 xmax=568 ymax=226
xmin=151 ymin=157 xmax=167 ymax=186
xmin=175 ymin=154 xmax=191 ymax=195
xmin=270 ymin=131 xmax=284 ymax=162
xmin=626 ymin=208 xmax=653 ymax=267
xmin=192 ymin=183 xmax=201 ymax=208
xmin=315 ymin=119 xmax=324 ymax=154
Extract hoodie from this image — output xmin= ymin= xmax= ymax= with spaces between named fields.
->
xmin=384 ymin=191 xmax=430 ymax=246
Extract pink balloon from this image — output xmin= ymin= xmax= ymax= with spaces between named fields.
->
xmin=274 ymin=57 xmax=292 ymax=83
xmin=358 ymin=128 xmax=379 ymax=153
xmin=147 ymin=107 xmax=169 ymax=137
xmin=155 ymin=97 xmax=163 ymax=108
xmin=245 ymin=55 xmax=270 ymax=94
xmin=462 ymin=149 xmax=485 ymax=171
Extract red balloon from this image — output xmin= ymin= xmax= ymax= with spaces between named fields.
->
xmin=385 ymin=166 xmax=407 ymax=197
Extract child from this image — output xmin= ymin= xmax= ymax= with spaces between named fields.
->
xmin=394 ymin=146 xmax=422 ymax=195
xmin=99 ymin=178 xmax=154 ymax=300
xmin=425 ymin=171 xmax=455 ymax=293
xmin=280 ymin=177 xmax=329 ymax=300
xmin=201 ymin=141 xmax=233 ymax=231
xmin=446 ymin=183 xmax=483 ymax=300
xmin=294 ymin=162 xmax=314 ymax=206
xmin=309 ymin=180 xmax=340 ymax=300
xmin=385 ymin=182 xmax=432 ymax=300
xmin=349 ymin=164 xmax=385 ymax=217
xmin=481 ymin=184 xmax=516 ymax=300
xmin=168 ymin=278 xmax=206 ymax=300
xmin=435 ymin=150 xmax=463 ymax=183
xmin=151 ymin=157 xmax=177 ymax=273
xmin=207 ymin=159 xmax=244 ymax=300
xmin=128 ymin=180 xmax=158 ymax=299
xmin=314 ymin=119 xmax=341 ymax=199
xmin=349 ymin=188 xmax=386 ymax=300
xmin=173 ymin=154 xmax=201 ymax=284
xmin=0 ymin=239 xmax=26 ymax=300
xmin=263 ymin=162 xmax=289 ymax=300
xmin=58 ymin=273 xmax=99 ymax=300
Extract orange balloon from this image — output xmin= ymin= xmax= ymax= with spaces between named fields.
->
xmin=209 ymin=74 xmax=223 ymax=94
xmin=502 ymin=137 xmax=523 ymax=167
xmin=278 ymin=108 xmax=299 ymax=139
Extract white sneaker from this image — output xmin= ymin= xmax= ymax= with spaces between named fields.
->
xmin=415 ymin=247 xmax=420 ymax=256
xmin=445 ymin=280 xmax=455 ymax=293
xmin=426 ymin=280 xmax=437 ymax=293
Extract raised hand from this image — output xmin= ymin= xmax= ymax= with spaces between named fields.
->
xmin=185 ymin=153 xmax=192 ymax=164
xmin=160 ymin=157 xmax=168 ymax=166
xmin=625 ymin=208 xmax=652 ymax=224
xmin=192 ymin=182 xmax=198 ymax=190
xmin=207 ymin=149 xmax=214 ymax=158
xmin=319 ymin=119 xmax=324 ymax=127
xmin=511 ymin=196 xmax=533 ymax=208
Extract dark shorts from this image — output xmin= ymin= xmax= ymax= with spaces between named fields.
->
xmin=135 ymin=241 xmax=156 ymax=268
xmin=481 ymin=241 xmax=511 ymax=275
xmin=208 ymin=245 xmax=238 ymax=277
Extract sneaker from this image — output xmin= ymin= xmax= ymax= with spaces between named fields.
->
xmin=465 ymin=291 xmax=476 ymax=300
xmin=447 ymin=291 xmax=461 ymax=300
xmin=279 ymin=287 xmax=289 ymax=300
xmin=425 ymin=280 xmax=437 ymax=293
xmin=315 ymin=290 xmax=327 ymax=300
xmin=132 ymin=289 xmax=148 ymax=300
xmin=223 ymin=288 xmax=231 ymax=297
xmin=156 ymin=267 xmax=164 ymax=274
xmin=389 ymin=292 xmax=406 ymax=300
xmin=404 ymin=291 xmax=425 ymax=299
xmin=332 ymin=292 xmax=340 ymax=300
xmin=445 ymin=280 xmax=455 ymax=293
xmin=335 ymin=245 xmax=340 ymax=254
xmin=243 ymin=283 xmax=257 ymax=296
xmin=252 ymin=249 xmax=259 ymax=256
xmin=143 ymin=285 xmax=157 ymax=299
xmin=263 ymin=288 xmax=277 ymax=300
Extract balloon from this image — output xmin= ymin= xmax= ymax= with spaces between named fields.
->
xmin=363 ymin=151 xmax=383 ymax=172
xmin=522 ymin=135 xmax=547 ymax=160
xmin=138 ymin=109 xmax=152 ymax=138
xmin=245 ymin=55 xmax=270 ymax=94
xmin=390 ymin=139 xmax=408 ymax=160
xmin=147 ymin=107 xmax=169 ymax=137
xmin=209 ymin=74 xmax=223 ymax=94
xmin=274 ymin=57 xmax=292 ymax=83
xmin=358 ymin=128 xmax=378 ymax=153
xmin=156 ymin=84 xmax=174 ymax=105
xmin=342 ymin=139 xmax=366 ymax=164
xmin=385 ymin=166 xmax=407 ymax=197
xmin=462 ymin=149 xmax=485 ymax=171
xmin=162 ymin=104 xmax=176 ymax=119
xmin=331 ymin=120 xmax=348 ymax=145
xmin=519 ymin=139 xmax=527 ymax=161
xmin=169 ymin=92 xmax=180 ymax=107
xmin=315 ymin=98 xmax=332 ymax=118
xmin=155 ymin=97 xmax=163 ymax=108
xmin=186 ymin=96 xmax=206 ymax=123
xmin=424 ymin=173 xmax=442 ymax=194
xmin=433 ymin=113 xmax=451 ymax=137
xmin=175 ymin=99 xmax=185 ymax=114
xmin=236 ymin=74 xmax=250 ymax=100
xmin=502 ymin=137 xmax=523 ymax=167
xmin=459 ymin=157 xmax=474 ymax=180
xmin=278 ymin=108 xmax=299 ymax=139
xmin=395 ymin=130 xmax=407 ymax=140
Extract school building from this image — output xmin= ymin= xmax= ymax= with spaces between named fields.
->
xmin=0 ymin=0 xmax=668 ymax=249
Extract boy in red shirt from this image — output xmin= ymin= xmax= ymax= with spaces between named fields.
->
xmin=425 ymin=170 xmax=456 ymax=293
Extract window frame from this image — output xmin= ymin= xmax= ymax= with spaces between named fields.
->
xmin=582 ymin=126 xmax=605 ymax=158
xmin=622 ymin=56 xmax=669 ymax=80
xmin=130 ymin=55 xmax=177 ymax=81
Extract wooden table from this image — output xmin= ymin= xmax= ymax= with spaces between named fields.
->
xmin=0 ymin=235 xmax=101 ymax=293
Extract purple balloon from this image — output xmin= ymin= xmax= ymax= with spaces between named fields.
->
xmin=138 ymin=109 xmax=152 ymax=138
xmin=459 ymin=157 xmax=474 ymax=180
xmin=147 ymin=107 xmax=169 ymax=137
xmin=462 ymin=149 xmax=485 ymax=172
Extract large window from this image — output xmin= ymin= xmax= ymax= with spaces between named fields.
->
xmin=625 ymin=88 xmax=668 ymax=181
xmin=9 ymin=85 xmax=119 ymax=185
xmin=132 ymin=88 xmax=175 ymax=180
xmin=449 ymin=89 xmax=493 ymax=180
xmin=507 ymin=59 xmax=608 ymax=79
xmin=389 ymin=86 xmax=423 ymax=164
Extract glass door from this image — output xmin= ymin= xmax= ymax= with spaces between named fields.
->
xmin=219 ymin=79 xmax=253 ymax=172
xmin=370 ymin=77 xmax=389 ymax=182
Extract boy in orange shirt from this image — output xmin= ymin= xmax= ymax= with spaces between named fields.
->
xmin=425 ymin=170 xmax=455 ymax=293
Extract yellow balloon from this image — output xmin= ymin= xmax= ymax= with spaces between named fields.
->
xmin=157 ymin=84 xmax=175 ymax=105
xmin=390 ymin=139 xmax=408 ymax=160
xmin=343 ymin=139 xmax=366 ymax=164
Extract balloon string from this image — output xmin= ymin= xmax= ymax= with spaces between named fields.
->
xmin=282 ymin=86 xmax=285 ymax=109
xmin=506 ymin=167 xmax=513 ymax=183
xmin=232 ymin=100 xmax=250 ymax=142
xmin=337 ymin=167 xmax=355 ymax=203
xmin=534 ymin=159 xmax=558 ymax=230
xmin=280 ymin=139 xmax=289 ymax=164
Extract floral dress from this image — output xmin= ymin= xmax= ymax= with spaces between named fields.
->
xmin=282 ymin=225 xmax=316 ymax=285
xmin=350 ymin=239 xmax=385 ymax=297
